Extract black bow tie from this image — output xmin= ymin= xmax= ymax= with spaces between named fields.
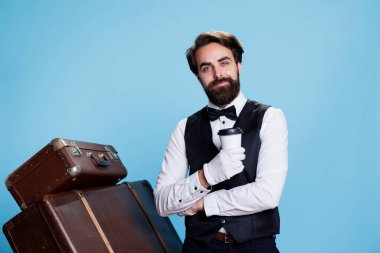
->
xmin=207 ymin=106 xmax=238 ymax=121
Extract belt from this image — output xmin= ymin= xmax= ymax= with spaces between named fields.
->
xmin=213 ymin=232 xmax=236 ymax=243
xmin=213 ymin=232 xmax=275 ymax=244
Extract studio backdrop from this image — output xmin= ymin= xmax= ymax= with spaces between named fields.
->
xmin=0 ymin=1 xmax=379 ymax=253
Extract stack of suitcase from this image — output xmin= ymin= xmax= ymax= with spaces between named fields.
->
xmin=3 ymin=138 xmax=182 ymax=253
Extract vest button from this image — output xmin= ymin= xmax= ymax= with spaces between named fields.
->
xmin=179 ymin=199 xmax=182 ymax=202
xmin=221 ymin=219 xmax=226 ymax=224
xmin=194 ymin=186 xmax=198 ymax=190
xmin=200 ymin=190 xmax=203 ymax=193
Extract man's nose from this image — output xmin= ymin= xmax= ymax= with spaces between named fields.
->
xmin=212 ymin=66 xmax=223 ymax=79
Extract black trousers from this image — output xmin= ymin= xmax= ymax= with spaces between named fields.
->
xmin=181 ymin=237 xmax=280 ymax=253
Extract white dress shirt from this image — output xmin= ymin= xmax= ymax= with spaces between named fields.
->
xmin=154 ymin=92 xmax=288 ymax=220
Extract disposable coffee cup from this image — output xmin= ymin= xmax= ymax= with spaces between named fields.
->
xmin=218 ymin=127 xmax=244 ymax=150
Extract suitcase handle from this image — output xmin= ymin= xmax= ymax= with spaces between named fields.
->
xmin=89 ymin=153 xmax=112 ymax=167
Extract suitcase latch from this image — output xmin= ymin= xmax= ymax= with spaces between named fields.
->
xmin=110 ymin=152 xmax=119 ymax=160
xmin=105 ymin=145 xmax=119 ymax=160
xmin=71 ymin=146 xmax=83 ymax=157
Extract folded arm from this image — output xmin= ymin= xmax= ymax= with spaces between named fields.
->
xmin=153 ymin=119 xmax=211 ymax=216
xmin=204 ymin=108 xmax=288 ymax=216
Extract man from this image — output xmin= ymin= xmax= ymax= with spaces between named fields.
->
xmin=154 ymin=31 xmax=288 ymax=253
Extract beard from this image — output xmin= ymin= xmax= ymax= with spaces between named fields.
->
xmin=203 ymin=76 xmax=240 ymax=107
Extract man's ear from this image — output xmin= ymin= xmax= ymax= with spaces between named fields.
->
xmin=238 ymin=62 xmax=242 ymax=75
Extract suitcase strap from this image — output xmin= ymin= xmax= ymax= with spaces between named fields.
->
xmin=78 ymin=191 xmax=115 ymax=253
xmin=126 ymin=182 xmax=170 ymax=253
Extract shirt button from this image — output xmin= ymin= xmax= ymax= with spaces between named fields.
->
xmin=200 ymin=190 xmax=204 ymax=193
xmin=179 ymin=199 xmax=182 ymax=203
xmin=194 ymin=186 xmax=198 ymax=190
xmin=222 ymin=121 xmax=225 ymax=124
xmin=221 ymin=219 xmax=226 ymax=224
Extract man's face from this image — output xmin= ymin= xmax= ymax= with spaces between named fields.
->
xmin=195 ymin=42 xmax=242 ymax=107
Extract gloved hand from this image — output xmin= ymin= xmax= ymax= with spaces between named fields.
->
xmin=203 ymin=147 xmax=245 ymax=186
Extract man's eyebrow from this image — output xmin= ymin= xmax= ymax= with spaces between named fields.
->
xmin=218 ymin=56 xmax=233 ymax=62
xmin=199 ymin=62 xmax=212 ymax=69
xmin=199 ymin=56 xmax=233 ymax=69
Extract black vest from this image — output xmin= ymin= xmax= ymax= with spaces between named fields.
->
xmin=184 ymin=100 xmax=280 ymax=243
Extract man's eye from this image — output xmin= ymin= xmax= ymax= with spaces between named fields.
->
xmin=201 ymin=66 xmax=210 ymax=72
xmin=221 ymin=61 xmax=229 ymax=66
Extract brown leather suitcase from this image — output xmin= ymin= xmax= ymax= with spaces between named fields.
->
xmin=3 ymin=181 xmax=182 ymax=253
xmin=5 ymin=138 xmax=127 ymax=210
xmin=2 ymin=204 xmax=60 ymax=252
xmin=127 ymin=180 xmax=182 ymax=253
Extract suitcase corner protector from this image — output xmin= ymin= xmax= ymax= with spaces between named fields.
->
xmin=50 ymin=138 xmax=68 ymax=151
xmin=20 ymin=202 xmax=28 ymax=210
xmin=5 ymin=176 xmax=12 ymax=190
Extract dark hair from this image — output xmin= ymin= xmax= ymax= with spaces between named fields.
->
xmin=186 ymin=31 xmax=244 ymax=75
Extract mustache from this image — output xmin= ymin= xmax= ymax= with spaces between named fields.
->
xmin=209 ymin=77 xmax=233 ymax=88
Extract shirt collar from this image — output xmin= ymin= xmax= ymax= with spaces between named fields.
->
xmin=208 ymin=91 xmax=247 ymax=117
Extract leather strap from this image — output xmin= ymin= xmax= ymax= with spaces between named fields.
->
xmin=78 ymin=191 xmax=115 ymax=253
xmin=126 ymin=182 xmax=169 ymax=253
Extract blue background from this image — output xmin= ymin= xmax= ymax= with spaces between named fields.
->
xmin=1 ymin=1 xmax=379 ymax=252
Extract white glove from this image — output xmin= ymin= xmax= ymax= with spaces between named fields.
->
xmin=203 ymin=147 xmax=245 ymax=186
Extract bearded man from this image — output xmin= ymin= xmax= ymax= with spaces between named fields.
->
xmin=154 ymin=31 xmax=288 ymax=253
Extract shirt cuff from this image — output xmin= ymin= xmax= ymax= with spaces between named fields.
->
xmin=204 ymin=191 xmax=220 ymax=217
xmin=189 ymin=171 xmax=212 ymax=195
xmin=178 ymin=171 xmax=211 ymax=206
